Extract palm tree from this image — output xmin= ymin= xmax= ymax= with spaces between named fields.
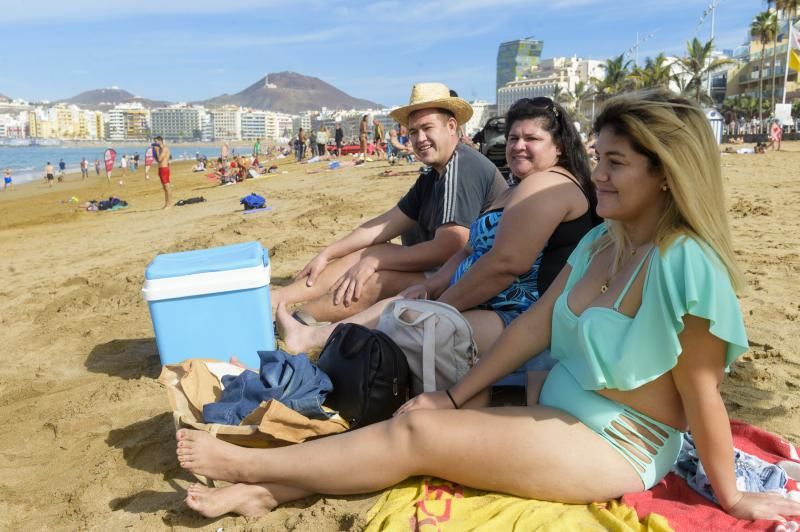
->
xmin=751 ymin=11 xmax=778 ymax=126
xmin=592 ymin=54 xmax=632 ymax=99
xmin=679 ymin=37 xmax=734 ymax=103
xmin=570 ymin=80 xmax=591 ymax=114
xmin=766 ymin=1 xmax=780 ymax=109
xmin=552 ymin=85 xmax=571 ymax=107
xmin=630 ymin=53 xmax=673 ymax=89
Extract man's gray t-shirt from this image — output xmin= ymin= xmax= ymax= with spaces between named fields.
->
xmin=397 ymin=143 xmax=507 ymax=246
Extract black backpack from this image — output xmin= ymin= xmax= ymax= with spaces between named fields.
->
xmin=316 ymin=323 xmax=409 ymax=429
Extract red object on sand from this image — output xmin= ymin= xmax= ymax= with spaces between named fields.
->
xmin=338 ymin=143 xmax=385 ymax=155
xmin=621 ymin=420 xmax=799 ymax=531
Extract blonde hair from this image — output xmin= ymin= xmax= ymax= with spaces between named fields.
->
xmin=593 ymin=89 xmax=744 ymax=292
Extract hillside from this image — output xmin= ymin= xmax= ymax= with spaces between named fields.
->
xmin=59 ymin=87 xmax=171 ymax=111
xmin=200 ymin=71 xmax=381 ymax=113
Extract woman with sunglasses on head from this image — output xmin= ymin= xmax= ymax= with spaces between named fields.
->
xmin=176 ymin=90 xmax=800 ymax=522
xmin=276 ymin=96 xmax=597 ymax=363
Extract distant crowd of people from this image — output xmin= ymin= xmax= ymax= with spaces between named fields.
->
xmin=290 ymin=120 xmax=416 ymax=164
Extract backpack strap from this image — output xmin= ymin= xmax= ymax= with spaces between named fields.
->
xmin=422 ymin=316 xmax=436 ymax=393
xmin=391 ymin=303 xmax=438 ymax=392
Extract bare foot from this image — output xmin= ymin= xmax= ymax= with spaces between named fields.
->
xmin=185 ymin=482 xmax=277 ymax=518
xmin=275 ymin=302 xmax=319 ymax=353
xmin=229 ymin=356 xmax=247 ymax=369
xmin=176 ymin=429 xmax=251 ymax=483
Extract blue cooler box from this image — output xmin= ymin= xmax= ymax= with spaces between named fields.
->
xmin=142 ymin=241 xmax=275 ymax=368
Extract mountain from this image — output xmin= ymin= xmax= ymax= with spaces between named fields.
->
xmin=0 ymin=92 xmax=9 ymax=102
xmin=59 ymin=87 xmax=171 ymax=111
xmin=199 ymin=71 xmax=381 ymax=113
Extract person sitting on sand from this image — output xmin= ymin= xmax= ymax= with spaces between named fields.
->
xmin=278 ymin=97 xmax=598 ymax=361
xmin=176 ymin=90 xmax=800 ymax=523
xmin=387 ymin=122 xmax=414 ymax=165
xmin=269 ymin=83 xmax=508 ymax=323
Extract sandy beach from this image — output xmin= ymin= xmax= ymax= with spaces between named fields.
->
xmin=0 ymin=145 xmax=798 ymax=530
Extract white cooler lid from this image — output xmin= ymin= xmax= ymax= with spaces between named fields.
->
xmin=142 ymin=264 xmax=270 ymax=301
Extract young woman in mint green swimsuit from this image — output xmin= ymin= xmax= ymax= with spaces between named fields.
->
xmin=176 ymin=90 xmax=800 ymax=522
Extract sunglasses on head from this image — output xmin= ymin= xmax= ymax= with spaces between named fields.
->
xmin=513 ymin=97 xmax=560 ymax=117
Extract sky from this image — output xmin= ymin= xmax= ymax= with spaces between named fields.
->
xmin=1 ymin=0 xmax=758 ymax=108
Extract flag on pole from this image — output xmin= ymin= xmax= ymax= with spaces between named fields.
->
xmin=789 ymin=21 xmax=800 ymax=72
xmin=104 ymin=148 xmax=117 ymax=173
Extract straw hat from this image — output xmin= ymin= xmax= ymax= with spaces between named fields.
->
xmin=390 ymin=83 xmax=473 ymax=126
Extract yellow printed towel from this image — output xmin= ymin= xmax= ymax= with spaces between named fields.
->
xmin=366 ymin=477 xmax=671 ymax=531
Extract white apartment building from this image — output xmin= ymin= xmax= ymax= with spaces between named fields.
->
xmin=0 ymin=112 xmax=28 ymax=138
xmin=151 ymin=106 xmax=204 ymax=141
xmin=464 ymin=101 xmax=495 ymax=136
xmin=107 ymin=103 xmax=150 ymax=141
xmin=497 ymin=57 xmax=605 ymax=115
xmin=241 ymin=110 xmax=268 ymax=140
xmin=210 ymin=106 xmax=242 ymax=141
xmin=291 ymin=114 xmax=312 ymax=135
xmin=269 ymin=112 xmax=294 ymax=140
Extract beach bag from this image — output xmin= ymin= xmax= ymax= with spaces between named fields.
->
xmin=316 ymin=323 xmax=409 ymax=429
xmin=158 ymin=359 xmax=348 ymax=484
xmin=377 ymin=300 xmax=478 ymax=396
xmin=240 ymin=193 xmax=266 ymax=210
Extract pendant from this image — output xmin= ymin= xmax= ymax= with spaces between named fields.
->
xmin=600 ymin=283 xmax=608 ymax=294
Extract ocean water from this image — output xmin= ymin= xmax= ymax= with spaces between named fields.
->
xmin=0 ymin=144 xmax=237 ymax=184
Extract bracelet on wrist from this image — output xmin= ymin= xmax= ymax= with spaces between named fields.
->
xmin=445 ymin=389 xmax=459 ymax=409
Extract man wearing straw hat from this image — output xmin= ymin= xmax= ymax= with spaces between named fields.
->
xmin=272 ymin=82 xmax=507 ymax=323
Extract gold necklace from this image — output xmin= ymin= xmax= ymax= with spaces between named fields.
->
xmin=599 ymin=244 xmax=646 ymax=294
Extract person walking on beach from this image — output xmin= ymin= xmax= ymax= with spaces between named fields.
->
xmin=144 ymin=147 xmax=153 ymax=180
xmin=373 ymin=118 xmax=386 ymax=159
xmin=359 ymin=115 xmax=369 ymax=160
xmin=120 ymin=154 xmax=128 ymax=177
xmin=58 ymin=158 xmax=66 ymax=182
xmin=334 ymin=123 xmax=344 ymax=157
xmin=133 ymin=152 xmax=139 ymax=172
xmin=80 ymin=158 xmax=89 ymax=180
xmin=94 ymin=159 xmax=101 ymax=176
xmin=153 ymin=136 xmax=172 ymax=209
xmin=270 ymin=82 xmax=507 ymax=323
xmin=769 ymin=120 xmax=783 ymax=151
xmin=253 ymin=138 xmax=261 ymax=158
xmin=3 ymin=167 xmax=12 ymax=191
xmin=44 ymin=162 xmax=55 ymax=187
xmin=295 ymin=128 xmax=306 ymax=161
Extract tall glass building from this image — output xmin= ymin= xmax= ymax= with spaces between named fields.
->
xmin=496 ymin=38 xmax=544 ymax=92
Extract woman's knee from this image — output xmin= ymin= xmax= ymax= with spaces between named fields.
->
xmin=388 ymin=410 xmax=438 ymax=450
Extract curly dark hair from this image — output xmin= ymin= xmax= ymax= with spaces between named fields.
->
xmin=505 ymin=98 xmax=596 ymax=217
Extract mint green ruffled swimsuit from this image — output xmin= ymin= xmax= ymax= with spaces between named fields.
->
xmin=539 ymin=224 xmax=749 ymax=489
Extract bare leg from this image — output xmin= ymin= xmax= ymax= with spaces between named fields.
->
xmin=162 ymin=182 xmax=172 ymax=209
xmin=185 ymin=482 xmax=311 ymax=518
xmin=277 ymin=294 xmax=400 ymax=353
xmin=271 ymin=250 xmax=365 ymax=310
xmin=300 ymin=269 xmax=424 ymax=322
xmin=177 ymin=406 xmax=643 ymax=503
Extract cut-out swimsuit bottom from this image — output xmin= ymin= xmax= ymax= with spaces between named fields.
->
xmin=539 ymin=363 xmax=682 ymax=489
